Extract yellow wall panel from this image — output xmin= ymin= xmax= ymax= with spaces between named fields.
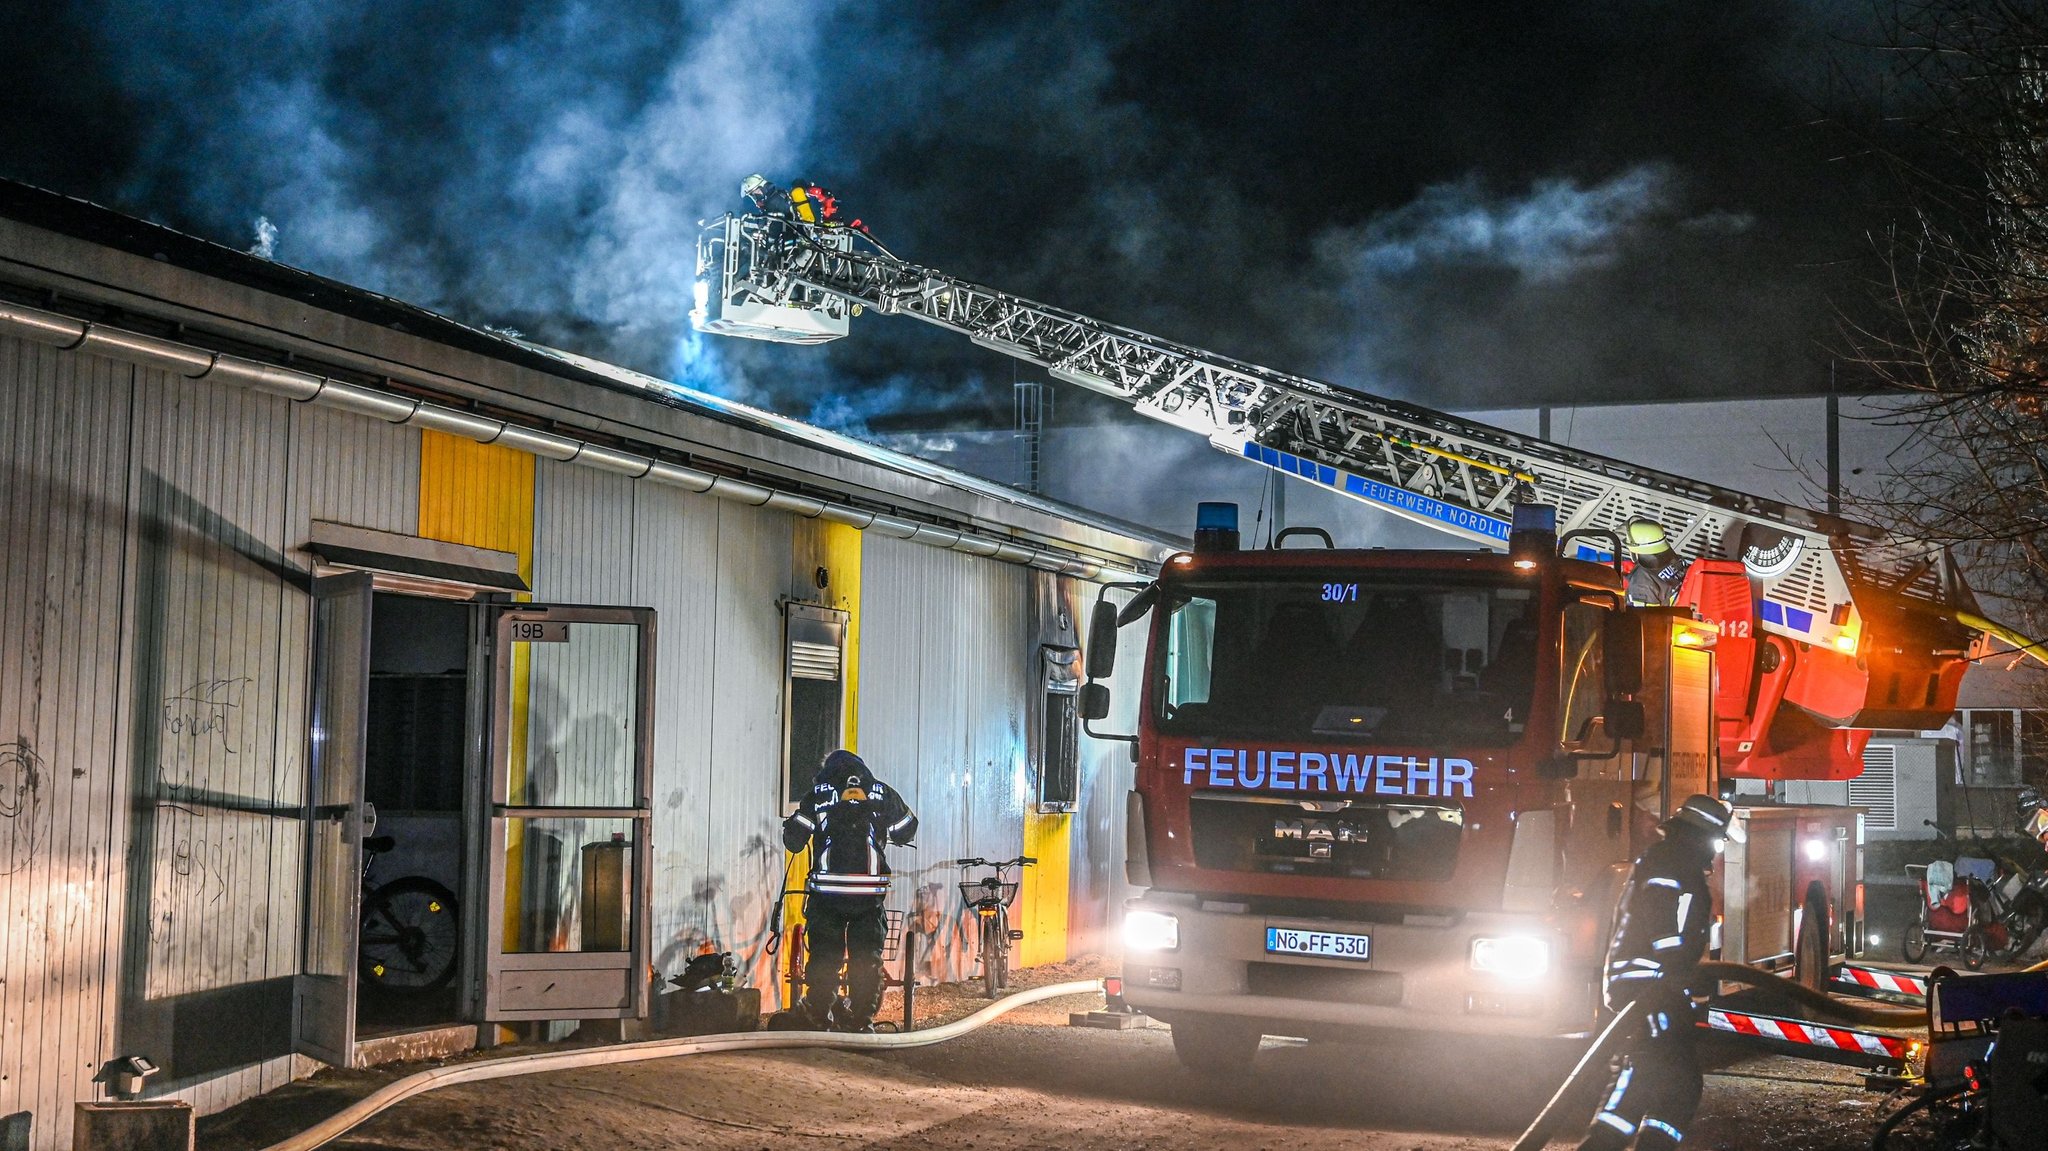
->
xmin=418 ymin=430 xmax=536 ymax=577
xmin=779 ymin=520 xmax=864 ymax=974
xmin=1019 ymin=810 xmax=1071 ymax=967
xmin=416 ymin=431 xmax=537 ymax=958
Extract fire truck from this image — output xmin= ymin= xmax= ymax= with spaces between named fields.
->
xmin=690 ymin=205 xmax=2013 ymax=1069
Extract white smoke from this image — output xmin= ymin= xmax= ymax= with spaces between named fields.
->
xmin=571 ymin=1 xmax=833 ymax=349
xmin=1326 ymin=166 xmax=1672 ymax=285
xmin=248 ymin=215 xmax=276 ymax=258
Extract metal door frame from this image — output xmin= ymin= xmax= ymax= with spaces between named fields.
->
xmin=482 ymin=604 xmax=656 ymax=1021
xmin=293 ymin=571 xmax=375 ymax=1065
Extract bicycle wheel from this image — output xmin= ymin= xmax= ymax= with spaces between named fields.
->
xmin=1901 ymin=920 xmax=1928 ymax=963
xmin=992 ymin=910 xmax=1010 ymax=993
xmin=2009 ymin=891 xmax=2046 ymax=958
xmin=981 ymin=914 xmax=1002 ymax=998
xmin=361 ymin=877 xmax=460 ymax=992
xmin=1961 ymin=927 xmax=1989 ymax=972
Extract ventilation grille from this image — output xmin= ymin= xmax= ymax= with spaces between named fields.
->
xmin=1769 ymin=551 xmax=1833 ymax=616
xmin=790 ymin=640 xmax=841 ymax=681
xmin=1849 ymin=743 xmax=1899 ymax=832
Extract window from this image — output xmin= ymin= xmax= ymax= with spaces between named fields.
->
xmin=2023 ymin=711 xmax=2048 ymax=785
xmin=1154 ymin=575 xmax=1535 ymax=746
xmin=1967 ymin=710 xmax=2018 ymax=786
xmin=1559 ymin=601 xmax=1607 ymax=745
xmin=783 ymin=605 xmax=847 ymax=808
xmin=1039 ymin=645 xmax=1080 ymax=811
xmin=1041 ymin=692 xmax=1079 ymax=810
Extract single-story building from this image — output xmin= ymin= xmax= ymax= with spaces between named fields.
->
xmin=0 ymin=181 xmax=1171 ymax=1151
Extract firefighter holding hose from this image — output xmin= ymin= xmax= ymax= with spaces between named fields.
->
xmin=1577 ymin=794 xmax=1738 ymax=1151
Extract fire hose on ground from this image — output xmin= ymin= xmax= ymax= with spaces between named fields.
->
xmin=1510 ymin=961 xmax=1927 ymax=1149
xmin=253 ymin=979 xmax=1104 ymax=1151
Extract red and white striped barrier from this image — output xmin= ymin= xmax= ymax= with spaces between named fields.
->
xmin=1832 ymin=964 xmax=1929 ymax=1002
xmin=1702 ymin=1007 xmax=1916 ymax=1070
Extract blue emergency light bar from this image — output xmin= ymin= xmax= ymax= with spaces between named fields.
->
xmin=1194 ymin=502 xmax=1240 ymax=553
xmin=1508 ymin=502 xmax=1558 ymax=568
xmin=1511 ymin=503 xmax=1557 ymax=534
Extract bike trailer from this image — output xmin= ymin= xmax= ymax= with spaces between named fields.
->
xmin=1924 ymin=968 xmax=2048 ymax=1087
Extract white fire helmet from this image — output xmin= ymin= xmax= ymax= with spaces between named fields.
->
xmin=1669 ymin=793 xmax=1743 ymax=843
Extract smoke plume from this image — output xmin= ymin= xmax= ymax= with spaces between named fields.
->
xmin=0 ymin=0 xmax=1908 ymax=435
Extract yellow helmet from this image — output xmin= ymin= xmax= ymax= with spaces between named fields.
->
xmin=1626 ymin=518 xmax=1670 ymax=557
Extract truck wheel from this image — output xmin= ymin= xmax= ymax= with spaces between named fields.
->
xmin=1794 ymin=884 xmax=1830 ymax=991
xmin=1170 ymin=1015 xmax=1262 ymax=1075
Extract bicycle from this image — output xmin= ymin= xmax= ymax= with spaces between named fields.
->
xmin=358 ymin=833 xmax=461 ymax=993
xmin=956 ymin=856 xmax=1035 ymax=997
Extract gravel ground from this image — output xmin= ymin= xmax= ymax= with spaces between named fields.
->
xmin=196 ymin=955 xmax=1951 ymax=1151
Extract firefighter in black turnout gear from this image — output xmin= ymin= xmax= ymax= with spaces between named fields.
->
xmin=781 ymin=750 xmax=917 ymax=1031
xmin=1578 ymin=794 xmax=1737 ymax=1151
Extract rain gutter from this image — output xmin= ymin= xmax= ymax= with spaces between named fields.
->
xmin=0 ymin=300 xmax=1147 ymax=579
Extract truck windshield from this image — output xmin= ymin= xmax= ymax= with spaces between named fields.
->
xmin=1157 ymin=577 xmax=1538 ymax=745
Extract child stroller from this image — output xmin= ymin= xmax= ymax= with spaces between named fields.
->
xmin=1904 ymin=859 xmax=2009 ymax=970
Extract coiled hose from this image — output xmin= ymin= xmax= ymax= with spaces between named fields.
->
xmin=254 ymin=979 xmax=1103 ymax=1151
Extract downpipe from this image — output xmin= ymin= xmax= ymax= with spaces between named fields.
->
xmin=255 ymin=979 xmax=1103 ymax=1151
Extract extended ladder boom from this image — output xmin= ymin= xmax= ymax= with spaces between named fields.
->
xmin=695 ymin=213 xmax=1969 ymax=665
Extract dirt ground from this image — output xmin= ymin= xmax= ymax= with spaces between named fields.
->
xmin=197 ymin=954 xmax=1952 ymax=1151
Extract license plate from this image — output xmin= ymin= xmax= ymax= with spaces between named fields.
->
xmin=1265 ymin=926 xmax=1371 ymax=961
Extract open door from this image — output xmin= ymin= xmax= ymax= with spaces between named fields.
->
xmin=295 ymin=572 xmax=374 ymax=1064
xmin=484 ymin=604 xmax=656 ymax=1021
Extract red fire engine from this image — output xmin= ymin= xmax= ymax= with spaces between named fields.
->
xmin=692 ymin=201 xmax=2011 ymax=1069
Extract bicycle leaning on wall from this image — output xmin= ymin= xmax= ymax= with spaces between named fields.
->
xmin=955 ymin=856 xmax=1035 ymax=998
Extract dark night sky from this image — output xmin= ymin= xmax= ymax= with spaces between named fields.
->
xmin=0 ymin=0 xmax=1921 ymax=433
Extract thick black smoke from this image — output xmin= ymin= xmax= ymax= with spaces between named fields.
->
xmin=0 ymin=0 xmax=1907 ymax=433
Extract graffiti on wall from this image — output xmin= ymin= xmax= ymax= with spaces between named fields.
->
xmin=0 ymin=741 xmax=45 ymax=877
xmin=147 ymin=677 xmax=253 ymax=965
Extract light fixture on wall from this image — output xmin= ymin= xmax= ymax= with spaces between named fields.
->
xmin=93 ymin=1055 xmax=158 ymax=1100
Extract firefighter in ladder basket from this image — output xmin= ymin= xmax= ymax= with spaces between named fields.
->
xmin=1578 ymin=794 xmax=1738 ymax=1151
xmin=780 ymin=749 xmax=918 ymax=1032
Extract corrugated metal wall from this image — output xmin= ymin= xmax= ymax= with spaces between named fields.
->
xmin=1 ymin=330 xmax=1133 ymax=1147
xmin=530 ymin=461 xmax=794 ymax=998
xmin=1068 ymin=586 xmax=1144 ymax=960
xmin=1 ymin=336 xmax=424 ymax=1150
xmin=857 ymin=536 xmax=1033 ymax=984
xmin=0 ymin=338 xmax=134 ymax=1150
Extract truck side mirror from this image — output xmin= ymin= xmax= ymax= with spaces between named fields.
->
xmin=1086 ymin=601 xmax=1120 ymax=679
xmin=1078 ymin=682 xmax=1111 ymax=721
xmin=1605 ymin=698 xmax=1646 ymax=741
xmin=1603 ymin=611 xmax=1643 ymax=696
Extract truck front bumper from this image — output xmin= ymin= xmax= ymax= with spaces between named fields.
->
xmin=1120 ymin=893 xmax=1599 ymax=1040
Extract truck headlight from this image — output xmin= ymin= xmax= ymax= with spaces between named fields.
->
xmin=1123 ymin=910 xmax=1180 ymax=952
xmin=1470 ymin=935 xmax=1551 ymax=981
